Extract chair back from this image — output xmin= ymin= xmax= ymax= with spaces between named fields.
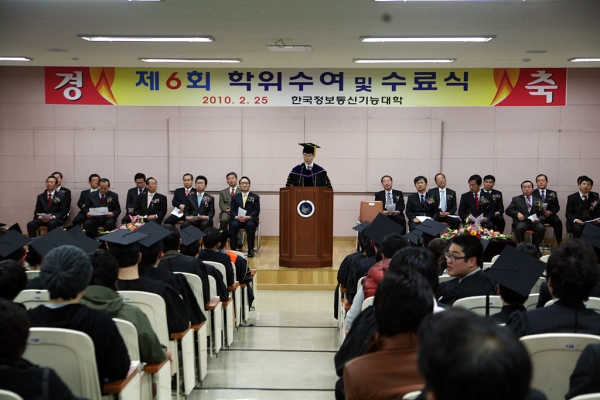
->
xmin=438 ymin=275 xmax=455 ymax=284
xmin=359 ymin=200 xmax=383 ymax=223
xmin=361 ymin=296 xmax=374 ymax=311
xmin=0 ymin=390 xmax=24 ymax=400
xmin=531 ymin=276 xmax=546 ymax=294
xmin=118 ymin=290 xmax=170 ymax=347
xmin=175 ymin=272 xmax=206 ymax=313
xmin=521 ymin=333 xmax=600 ymax=400
xmin=24 ymin=328 xmax=102 ymax=400
xmin=13 ymin=290 xmax=50 ymax=309
xmin=25 ymin=270 xmax=40 ymax=280
xmin=113 ymin=318 xmax=141 ymax=361
xmin=231 ymin=250 xmax=246 ymax=259
xmin=357 ymin=276 xmax=364 ymax=293
xmin=570 ymin=394 xmax=600 ymax=400
xmin=491 ymin=254 xmax=500 ymax=263
xmin=208 ymin=275 xmax=217 ymax=298
xmin=452 ymin=295 xmax=502 ymax=316
xmin=402 ymin=391 xmax=422 ymax=400
xmin=540 ymin=254 xmax=550 ymax=263
xmin=204 ymin=261 xmax=228 ymax=290
xmin=585 ymin=297 xmax=600 ymax=314
xmin=524 ymin=293 xmax=540 ymax=310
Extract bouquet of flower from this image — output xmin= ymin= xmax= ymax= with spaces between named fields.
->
xmin=441 ymin=224 xmax=512 ymax=241
xmin=98 ymin=215 xmax=145 ymax=234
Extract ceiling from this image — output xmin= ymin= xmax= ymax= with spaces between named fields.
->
xmin=0 ymin=0 xmax=599 ymax=69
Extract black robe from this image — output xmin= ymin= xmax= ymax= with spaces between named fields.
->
xmin=199 ymin=249 xmax=235 ymax=287
xmin=0 ymin=358 xmax=77 ymax=400
xmin=286 ymin=163 xmax=332 ymax=188
xmin=436 ymin=270 xmax=497 ymax=306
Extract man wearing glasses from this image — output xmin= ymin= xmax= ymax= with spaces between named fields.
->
xmin=436 ymin=235 xmax=497 ymax=306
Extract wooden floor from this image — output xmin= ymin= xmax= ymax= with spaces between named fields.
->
xmin=246 ymin=236 xmax=356 ymax=291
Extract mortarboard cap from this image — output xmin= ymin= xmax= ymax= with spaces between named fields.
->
xmin=180 ymin=225 xmax=206 ymax=246
xmin=101 ymin=229 xmax=149 ymax=246
xmin=299 ymin=142 xmax=320 ymax=155
xmin=352 ymin=221 xmax=370 ymax=233
xmin=66 ymin=225 xmax=102 ymax=254
xmin=486 ymin=245 xmax=546 ymax=297
xmin=0 ymin=223 xmax=6 ymax=228
xmin=135 ymin=223 xmax=172 ymax=247
xmin=415 ymin=219 xmax=447 ymax=237
xmin=363 ymin=213 xmax=406 ymax=246
xmin=581 ymin=223 xmax=600 ymax=250
xmin=0 ymin=229 xmax=30 ymax=258
xmin=480 ymin=238 xmax=491 ymax=252
xmin=219 ymin=229 xmax=233 ymax=243
xmin=28 ymin=228 xmax=80 ymax=257
xmin=403 ymin=231 xmax=422 ymax=246
xmin=8 ymin=223 xmax=22 ymax=233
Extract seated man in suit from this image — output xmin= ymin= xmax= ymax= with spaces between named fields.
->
xmin=427 ymin=173 xmax=460 ymax=230
xmin=181 ymin=175 xmax=215 ymax=231
xmin=458 ymin=174 xmax=495 ymax=229
xmin=83 ymin=178 xmax=121 ymax=237
xmin=534 ymin=174 xmax=563 ymax=244
xmin=122 ymin=172 xmax=147 ymax=224
xmin=27 ymin=176 xmax=68 ymax=237
xmin=374 ymin=175 xmax=406 ymax=235
xmin=72 ymin=173 xmax=100 ymax=227
xmin=436 ymin=235 xmax=497 ymax=306
xmin=164 ymin=173 xmax=196 ymax=226
xmin=482 ymin=175 xmax=506 ymax=233
xmin=566 ymin=175 xmax=600 ymax=238
xmin=219 ymin=172 xmax=240 ymax=229
xmin=229 ymin=176 xmax=260 ymax=257
xmin=506 ymin=180 xmax=546 ymax=248
xmin=405 ymin=176 xmax=434 ymax=233
xmin=198 ymin=227 xmax=235 ymax=288
xmin=52 ymin=171 xmax=72 ymax=211
xmin=133 ymin=177 xmax=167 ymax=225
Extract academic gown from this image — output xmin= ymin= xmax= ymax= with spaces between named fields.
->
xmin=199 ymin=249 xmax=235 ymax=287
xmin=0 ymin=358 xmax=77 ymax=400
xmin=117 ymin=277 xmax=190 ymax=333
xmin=346 ymin=256 xmax=377 ymax=305
xmin=27 ymin=304 xmax=130 ymax=385
xmin=286 ymin=163 xmax=332 ymax=188
xmin=436 ymin=270 xmax=497 ymax=306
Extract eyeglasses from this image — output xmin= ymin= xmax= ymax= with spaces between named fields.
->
xmin=444 ymin=252 xmax=469 ymax=262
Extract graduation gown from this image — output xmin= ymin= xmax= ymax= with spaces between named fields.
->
xmin=286 ymin=163 xmax=332 ymax=188
xmin=199 ymin=249 xmax=235 ymax=287
xmin=0 ymin=358 xmax=77 ymax=400
xmin=436 ymin=270 xmax=497 ymax=306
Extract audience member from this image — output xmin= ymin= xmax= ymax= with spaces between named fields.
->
xmin=181 ymin=175 xmax=215 ymax=231
xmin=458 ymin=174 xmax=495 ymax=229
xmin=218 ymin=172 xmax=240 ymax=229
xmin=534 ymin=174 xmax=563 ymax=244
xmin=164 ymin=173 xmax=196 ymax=226
xmin=26 ymin=176 xmax=68 ymax=237
xmin=426 ymin=238 xmax=448 ymax=275
xmin=217 ymin=229 xmax=255 ymax=305
xmin=0 ymin=228 xmax=28 ymax=265
xmin=506 ymin=180 xmax=546 ymax=248
xmin=198 ymin=227 xmax=235 ymax=287
xmin=83 ymin=177 xmax=121 ymax=237
xmin=285 ymin=143 xmax=332 ymax=188
xmin=566 ymin=343 xmax=600 ymax=399
xmin=405 ymin=176 xmax=434 ymax=234
xmin=428 ymin=173 xmax=460 ymax=230
xmin=482 ymin=174 xmax=506 ymax=233
xmin=72 ymin=173 xmax=100 ymax=227
xmin=122 ymin=172 xmax=147 ymax=224
xmin=229 ymin=176 xmax=260 ymax=257
xmin=51 ymin=171 xmax=72 ymax=211
xmin=133 ymin=177 xmax=168 ymax=225
xmin=375 ymin=175 xmax=407 ymax=234
xmin=566 ymin=175 xmax=600 ymax=238
xmin=0 ymin=259 xmax=27 ymax=301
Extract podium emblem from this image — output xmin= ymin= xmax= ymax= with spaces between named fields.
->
xmin=297 ymin=200 xmax=315 ymax=218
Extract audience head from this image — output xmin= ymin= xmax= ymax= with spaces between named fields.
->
xmin=414 ymin=176 xmax=428 ymax=193
xmin=145 ymin=177 xmax=157 ymax=193
xmin=226 ymin=172 xmax=238 ymax=188
xmin=202 ymin=227 xmax=221 ymax=250
xmin=134 ymin=173 xmax=146 ymax=189
xmin=51 ymin=171 xmax=63 ymax=186
xmin=374 ymin=269 xmax=433 ymax=337
xmin=446 ymin=235 xmax=483 ymax=276
xmin=0 ymin=259 xmax=27 ymax=301
xmin=139 ymin=240 xmax=164 ymax=266
xmin=98 ymin=178 xmax=111 ymax=195
xmin=46 ymin=175 xmax=57 ymax=191
xmin=483 ymin=175 xmax=496 ymax=191
xmin=0 ymin=299 xmax=30 ymax=364
xmin=25 ymin=246 xmax=43 ymax=270
xmin=378 ymin=233 xmax=408 ymax=259
xmin=239 ymin=176 xmax=251 ymax=192
xmin=546 ymin=240 xmax=599 ymax=303
xmin=88 ymin=173 xmax=100 ymax=189
xmin=180 ymin=239 xmax=200 ymax=257
xmin=434 ymin=173 xmax=446 ymax=188
xmin=427 ymin=238 xmax=449 ymax=275
xmin=182 ymin=173 xmax=194 ymax=189
xmin=521 ymin=180 xmax=534 ymax=196
xmin=468 ymin=174 xmax=482 ymax=193
xmin=536 ymin=174 xmax=548 ymax=189
xmin=89 ymin=250 xmax=119 ymax=291
xmin=40 ymin=245 xmax=92 ymax=301
xmin=162 ymin=225 xmax=180 ymax=252
xmin=389 ymin=247 xmax=439 ymax=294
xmin=418 ymin=308 xmax=532 ymax=400
xmin=361 ymin=233 xmax=376 ymax=257
xmin=516 ymin=242 xmax=541 ymax=259
xmin=195 ymin=175 xmax=208 ymax=192
xmin=380 ymin=175 xmax=393 ymax=191
xmin=108 ymin=242 xmax=140 ymax=269
xmin=578 ymin=175 xmax=594 ymax=194
xmin=0 ymin=229 xmax=26 ymax=264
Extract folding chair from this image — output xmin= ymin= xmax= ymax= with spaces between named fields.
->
xmin=402 ymin=391 xmax=422 ymax=400
xmin=491 ymin=254 xmax=500 ymax=263
xmin=452 ymin=295 xmax=503 ymax=316
xmin=207 ymin=275 xmax=223 ymax=355
xmin=203 ymin=261 xmax=235 ymax=348
xmin=118 ymin=291 xmax=195 ymax=397
xmin=540 ymin=254 xmax=550 ymax=263
xmin=24 ymin=328 xmax=141 ymax=400
xmin=0 ymin=390 xmax=24 ymax=400
xmin=239 ymin=221 xmax=261 ymax=254
xmin=531 ymin=276 xmax=546 ymax=294
xmin=13 ymin=289 xmax=50 ymax=309
xmin=25 ymin=270 xmax=40 ymax=280
xmin=571 ymin=394 xmax=600 ymax=400
xmin=231 ymin=262 xmax=242 ymax=328
xmin=525 ymin=293 xmax=540 ymax=310
xmin=438 ymin=275 xmax=455 ymax=284
xmin=521 ymin=333 xmax=600 ymax=400
xmin=361 ymin=296 xmax=374 ymax=311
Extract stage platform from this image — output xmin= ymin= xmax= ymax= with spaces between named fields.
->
xmin=247 ymin=236 xmax=355 ymax=291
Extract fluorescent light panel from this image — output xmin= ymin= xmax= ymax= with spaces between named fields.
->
xmin=266 ymin=45 xmax=313 ymax=52
xmin=0 ymin=56 xmax=31 ymax=61
xmin=354 ymin=58 xmax=455 ymax=63
xmin=79 ymin=35 xmax=213 ymax=42
xmin=568 ymin=57 xmax=600 ymax=62
xmin=140 ymin=58 xmax=241 ymax=63
xmin=362 ymin=36 xmax=494 ymax=43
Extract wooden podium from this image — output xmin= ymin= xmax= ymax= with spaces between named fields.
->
xmin=279 ymin=187 xmax=333 ymax=268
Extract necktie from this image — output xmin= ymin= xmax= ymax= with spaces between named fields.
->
xmin=420 ymin=194 xmax=425 ymax=207
xmin=474 ymin=193 xmax=479 ymax=209
xmin=541 ymin=190 xmax=546 ymax=203
xmin=231 ymin=188 xmax=235 ymax=197
xmin=386 ymin=192 xmax=392 ymax=207
xmin=147 ymin=194 xmax=153 ymax=208
xmin=100 ymin=194 xmax=105 ymax=206
xmin=47 ymin=193 xmax=52 ymax=207
xmin=139 ymin=189 xmax=142 ymax=196
xmin=307 ymin=164 xmax=312 ymax=171
xmin=185 ymin=189 xmax=189 ymax=197
xmin=440 ymin=189 xmax=447 ymax=212
xmin=583 ymin=195 xmax=588 ymax=201
xmin=526 ymin=196 xmax=532 ymax=212
xmin=198 ymin=194 xmax=203 ymax=208
xmin=243 ymin=193 xmax=247 ymax=207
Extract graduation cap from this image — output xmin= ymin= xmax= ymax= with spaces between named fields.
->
xmin=363 ymin=213 xmax=406 ymax=246
xmin=352 ymin=221 xmax=370 ymax=233
xmin=415 ymin=219 xmax=447 ymax=237
xmin=180 ymin=225 xmax=206 ymax=246
xmin=486 ymin=245 xmax=546 ymax=298
xmin=8 ymin=223 xmax=22 ymax=233
xmin=581 ymin=223 xmax=600 ymax=250
xmin=299 ymin=142 xmax=320 ymax=155
xmin=219 ymin=229 xmax=233 ymax=243
xmin=134 ymin=223 xmax=172 ymax=248
xmin=0 ymin=223 xmax=5 ymax=228
xmin=0 ymin=229 xmax=30 ymax=258
xmin=66 ymin=225 xmax=102 ymax=254
xmin=403 ymin=231 xmax=422 ymax=246
xmin=101 ymin=229 xmax=149 ymax=246
xmin=480 ymin=238 xmax=491 ymax=252
xmin=28 ymin=228 xmax=81 ymax=257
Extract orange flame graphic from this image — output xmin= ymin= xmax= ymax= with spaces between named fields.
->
xmin=491 ymin=69 xmax=520 ymax=106
xmin=90 ymin=68 xmax=117 ymax=105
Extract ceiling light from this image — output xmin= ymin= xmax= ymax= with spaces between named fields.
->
xmin=266 ymin=45 xmax=313 ymax=52
xmin=568 ymin=57 xmax=600 ymax=62
xmin=361 ymin=36 xmax=495 ymax=43
xmin=354 ymin=58 xmax=455 ymax=63
xmin=140 ymin=58 xmax=241 ymax=63
xmin=79 ymin=35 xmax=214 ymax=42
xmin=0 ymin=56 xmax=32 ymax=61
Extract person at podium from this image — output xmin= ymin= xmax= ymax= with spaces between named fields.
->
xmin=286 ymin=143 xmax=332 ymax=188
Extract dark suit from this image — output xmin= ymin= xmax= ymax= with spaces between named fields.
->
xmin=230 ymin=192 xmax=260 ymax=251
xmin=219 ymin=186 xmax=241 ymax=229
xmin=164 ymin=187 xmax=196 ymax=225
xmin=427 ymin=187 xmax=460 ymax=229
xmin=72 ymin=189 xmax=97 ymax=226
xmin=82 ymin=190 xmax=121 ymax=236
xmin=374 ymin=190 xmax=406 ymax=234
xmin=27 ymin=191 xmax=68 ymax=237
xmin=506 ymin=194 xmax=546 ymax=247
xmin=133 ymin=192 xmax=168 ymax=225
xmin=533 ymin=188 xmax=562 ymax=243
xmin=566 ymin=344 xmax=600 ymax=399
xmin=56 ymin=186 xmax=72 ymax=212
xmin=458 ymin=190 xmax=495 ymax=229
xmin=181 ymin=192 xmax=215 ymax=231
xmin=122 ymin=187 xmax=147 ymax=223
xmin=436 ymin=270 xmax=497 ymax=306
xmin=405 ymin=192 xmax=434 ymax=232
xmin=565 ymin=191 xmax=600 ymax=238
xmin=483 ymin=189 xmax=506 ymax=233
